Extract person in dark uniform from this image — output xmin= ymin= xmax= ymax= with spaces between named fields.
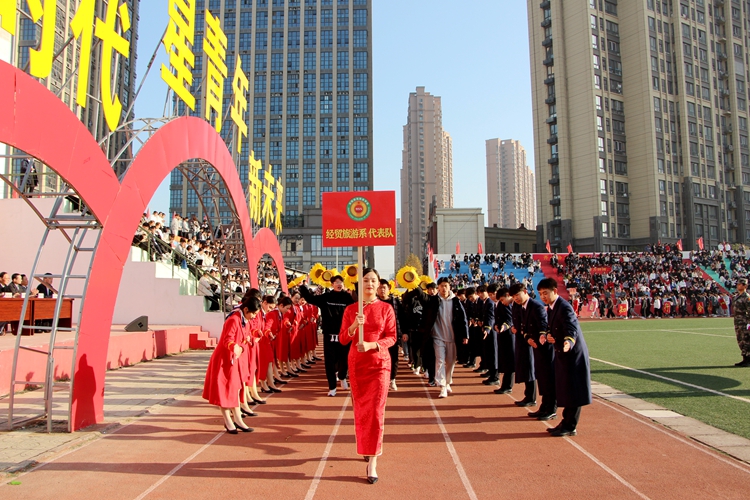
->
xmin=403 ymin=282 xmax=439 ymax=385
xmin=462 ymin=287 xmax=481 ymax=369
xmin=509 ymin=283 xmax=537 ymax=408
xmin=537 ymin=278 xmax=591 ymax=436
xmin=481 ymin=284 xmax=500 ymax=386
xmin=473 ymin=285 xmax=489 ymax=374
xmin=299 ymin=275 xmax=354 ymax=396
xmin=377 ymin=278 xmax=403 ymax=391
xmin=493 ymin=287 xmax=516 ymax=394
xmin=401 ymin=284 xmax=425 ymax=375
xmin=510 ymin=283 xmax=556 ymax=421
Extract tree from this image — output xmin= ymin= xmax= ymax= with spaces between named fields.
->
xmin=404 ymin=253 xmax=423 ymax=275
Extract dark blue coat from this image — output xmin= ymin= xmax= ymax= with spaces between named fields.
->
xmin=512 ymin=298 xmax=554 ymax=395
xmin=511 ymin=301 xmax=536 ymax=383
xmin=494 ymin=302 xmax=515 ymax=374
xmin=546 ymin=297 xmax=592 ymax=408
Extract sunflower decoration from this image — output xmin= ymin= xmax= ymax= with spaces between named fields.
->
xmin=388 ymin=280 xmax=397 ymax=295
xmin=418 ymin=274 xmax=434 ymax=291
xmin=320 ymin=268 xmax=339 ymax=288
xmin=310 ymin=263 xmax=327 ymax=286
xmin=342 ymin=264 xmax=359 ymax=290
xmin=396 ymin=266 xmax=421 ymax=290
xmin=287 ymin=274 xmax=305 ymax=288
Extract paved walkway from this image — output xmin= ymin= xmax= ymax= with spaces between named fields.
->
xmin=0 ymin=350 xmax=210 ymax=474
xmin=1 ymin=346 xmax=750 ymax=499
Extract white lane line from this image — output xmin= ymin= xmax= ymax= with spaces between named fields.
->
xmin=133 ymin=430 xmax=224 ymax=500
xmin=590 ymin=357 xmax=750 ymax=404
xmin=562 ymin=434 xmax=652 ymax=500
xmin=304 ymin=394 xmax=350 ymax=500
xmin=505 ymin=393 xmax=652 ymax=499
xmin=663 ymin=329 xmax=734 ymax=338
xmin=420 ymin=379 xmax=478 ymax=500
xmin=595 ymin=399 xmax=750 ymax=475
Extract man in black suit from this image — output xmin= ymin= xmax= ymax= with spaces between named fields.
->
xmin=493 ymin=287 xmax=516 ymax=394
xmin=473 ymin=285 xmax=489 ymax=374
xmin=509 ymin=283 xmax=556 ymax=421
xmin=481 ymin=284 xmax=500 ymax=386
xmin=537 ymin=278 xmax=592 ymax=437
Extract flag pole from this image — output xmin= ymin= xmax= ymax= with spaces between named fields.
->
xmin=357 ymin=245 xmax=364 ymax=346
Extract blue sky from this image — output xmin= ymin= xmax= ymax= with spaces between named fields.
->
xmin=135 ymin=0 xmax=534 ymax=277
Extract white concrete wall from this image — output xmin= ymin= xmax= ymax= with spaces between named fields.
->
xmin=0 ymin=198 xmax=224 ymax=337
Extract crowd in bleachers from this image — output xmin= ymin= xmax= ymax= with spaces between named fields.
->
xmin=439 ymin=253 xmax=542 ymax=294
xmin=132 ymin=211 xmax=281 ymax=312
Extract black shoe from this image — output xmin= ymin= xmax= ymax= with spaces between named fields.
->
xmin=475 ymin=369 xmax=488 ymax=375
xmin=536 ymin=412 xmax=557 ymax=421
xmin=515 ymin=399 xmax=536 ymax=407
xmin=224 ymin=425 xmax=238 ymax=435
xmin=527 ymin=409 xmax=542 ymax=418
xmin=550 ymin=427 xmax=577 ymax=437
xmin=288 ymin=372 xmax=299 ymax=378
xmin=546 ymin=424 xmax=563 ymax=433
xmin=274 ymin=378 xmax=288 ymax=384
xmin=302 ymin=364 xmax=312 ymax=369
xmin=482 ymin=378 xmax=500 ymax=386
xmin=240 ymin=408 xmax=257 ymax=417
xmin=260 ymin=387 xmax=271 ymax=393
xmin=734 ymin=358 xmax=750 ymax=367
xmin=428 ymin=380 xmax=437 ymax=387
xmin=297 ymin=368 xmax=308 ymax=373
xmin=494 ymin=388 xmax=512 ymax=394
xmin=270 ymin=387 xmax=282 ymax=393
xmin=472 ymin=367 xmax=484 ymax=373
xmin=233 ymin=420 xmax=254 ymax=432
xmin=252 ymin=398 xmax=267 ymax=405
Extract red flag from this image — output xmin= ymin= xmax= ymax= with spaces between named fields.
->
xmin=676 ymin=239 xmax=683 ymax=251
xmin=697 ymin=237 xmax=704 ymax=251
xmin=545 ymin=240 xmax=551 ymax=253
xmin=478 ymin=242 xmax=483 ymax=254
xmin=567 ymin=243 xmax=573 ymax=254
xmin=456 ymin=241 xmax=460 ymax=254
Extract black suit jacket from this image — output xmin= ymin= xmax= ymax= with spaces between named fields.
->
xmin=546 ymin=297 xmax=592 ymax=408
xmin=407 ymin=288 xmax=469 ymax=343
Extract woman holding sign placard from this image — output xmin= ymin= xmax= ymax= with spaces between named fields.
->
xmin=339 ymin=268 xmax=397 ymax=484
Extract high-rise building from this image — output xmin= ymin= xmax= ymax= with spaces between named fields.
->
xmin=529 ymin=0 xmax=747 ymax=251
xmin=486 ymin=138 xmax=536 ymax=230
xmin=397 ymin=86 xmax=452 ymax=268
xmin=169 ymin=0 xmax=373 ymax=271
xmin=6 ymin=0 xmax=139 ymax=195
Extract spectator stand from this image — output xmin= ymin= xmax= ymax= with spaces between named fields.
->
xmin=435 ymin=253 xmax=547 ymax=297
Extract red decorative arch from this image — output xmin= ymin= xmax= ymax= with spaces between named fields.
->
xmin=0 ymin=61 xmax=288 ymax=430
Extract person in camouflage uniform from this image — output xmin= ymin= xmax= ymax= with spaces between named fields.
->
xmin=732 ymin=278 xmax=750 ymax=367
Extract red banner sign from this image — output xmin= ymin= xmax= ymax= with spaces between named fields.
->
xmin=590 ymin=266 xmax=612 ymax=274
xmin=322 ymin=191 xmax=397 ymax=247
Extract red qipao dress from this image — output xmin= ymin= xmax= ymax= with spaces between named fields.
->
xmin=202 ymin=311 xmax=249 ymax=408
xmin=339 ymin=300 xmax=397 ymax=457
xmin=257 ymin=310 xmax=275 ymax=376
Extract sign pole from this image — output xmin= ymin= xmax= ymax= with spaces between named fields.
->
xmin=357 ymin=245 xmax=364 ymax=346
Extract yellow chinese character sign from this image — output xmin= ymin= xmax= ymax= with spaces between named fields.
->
xmin=247 ymin=152 xmax=284 ymax=235
xmin=161 ymin=0 xmax=196 ymax=110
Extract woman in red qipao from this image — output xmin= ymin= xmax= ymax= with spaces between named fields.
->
xmin=257 ymin=295 xmax=282 ymax=393
xmin=202 ymin=296 xmax=262 ymax=434
xmin=243 ymin=289 xmax=266 ymax=409
xmin=339 ymin=268 xmax=397 ymax=484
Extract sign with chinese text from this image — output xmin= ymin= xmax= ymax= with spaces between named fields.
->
xmin=322 ymin=191 xmax=396 ymax=247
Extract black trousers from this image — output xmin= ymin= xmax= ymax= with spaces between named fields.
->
xmin=469 ymin=326 xmax=483 ymax=364
xmin=523 ymin=381 xmax=537 ymax=402
xmin=483 ymin=330 xmax=499 ymax=379
xmin=562 ymin=406 xmax=581 ymax=430
xmin=388 ymin=343 xmax=399 ymax=381
xmin=500 ymin=371 xmax=514 ymax=391
xmin=422 ymin=337 xmax=436 ymax=382
xmin=323 ymin=334 xmax=349 ymax=390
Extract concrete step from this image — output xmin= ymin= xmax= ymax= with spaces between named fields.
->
xmin=189 ymin=331 xmax=217 ymax=350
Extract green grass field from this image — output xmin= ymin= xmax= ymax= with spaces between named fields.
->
xmin=582 ymin=317 xmax=750 ymax=440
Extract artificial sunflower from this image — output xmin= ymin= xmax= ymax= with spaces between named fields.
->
xmin=310 ymin=263 xmax=327 ymax=286
xmin=418 ymin=274 xmax=434 ymax=291
xmin=342 ymin=263 xmax=359 ymax=289
xmin=396 ymin=266 xmax=421 ymax=290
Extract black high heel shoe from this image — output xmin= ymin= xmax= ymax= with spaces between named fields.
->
xmin=274 ymin=378 xmax=288 ymax=385
xmin=224 ymin=425 xmax=238 ymax=435
xmin=366 ymin=461 xmax=378 ymax=484
xmin=270 ymin=387 xmax=282 ymax=393
xmin=252 ymin=397 xmax=267 ymax=405
xmin=260 ymin=387 xmax=271 ymax=394
xmin=241 ymin=408 xmax=257 ymax=417
xmin=233 ymin=421 xmax=254 ymax=432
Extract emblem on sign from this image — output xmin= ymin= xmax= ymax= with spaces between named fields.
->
xmin=347 ymin=197 xmax=372 ymax=221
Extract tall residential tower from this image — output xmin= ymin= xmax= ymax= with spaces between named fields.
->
xmin=529 ymin=0 xmax=748 ymax=251
xmin=397 ymin=86 xmax=453 ymax=267
xmin=486 ymin=138 xmax=536 ymax=230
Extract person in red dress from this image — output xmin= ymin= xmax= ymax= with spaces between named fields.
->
xmin=244 ymin=289 xmax=266 ymax=409
xmin=202 ymin=296 xmax=261 ymax=434
xmin=258 ymin=295 xmax=283 ymax=394
xmin=339 ymin=268 xmax=397 ymax=484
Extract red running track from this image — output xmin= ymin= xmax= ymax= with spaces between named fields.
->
xmin=2 ymin=350 xmax=749 ymax=500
